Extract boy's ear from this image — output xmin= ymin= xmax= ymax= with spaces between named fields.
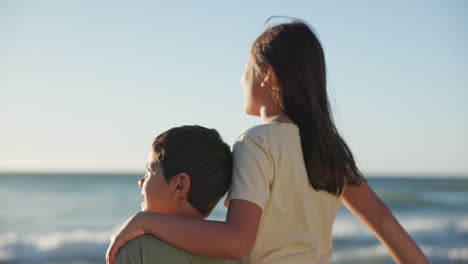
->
xmin=172 ymin=173 xmax=191 ymax=199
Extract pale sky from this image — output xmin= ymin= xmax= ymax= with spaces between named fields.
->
xmin=1 ymin=0 xmax=467 ymax=176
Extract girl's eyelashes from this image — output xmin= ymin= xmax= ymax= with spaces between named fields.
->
xmin=143 ymin=169 xmax=150 ymax=178
xmin=145 ymin=165 xmax=152 ymax=175
xmin=145 ymin=168 xmax=155 ymax=177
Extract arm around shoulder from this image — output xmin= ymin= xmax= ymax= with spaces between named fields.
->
xmin=137 ymin=199 xmax=262 ymax=260
xmin=342 ymin=181 xmax=430 ymax=264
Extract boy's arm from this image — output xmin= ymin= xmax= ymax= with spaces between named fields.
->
xmin=106 ymin=199 xmax=262 ymax=264
xmin=342 ymin=181 xmax=430 ymax=264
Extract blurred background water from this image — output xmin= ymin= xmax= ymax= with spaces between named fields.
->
xmin=0 ymin=173 xmax=467 ymax=264
xmin=2 ymin=1 xmax=467 ymax=263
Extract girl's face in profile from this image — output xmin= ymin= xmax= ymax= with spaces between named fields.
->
xmin=241 ymin=55 xmax=262 ymax=116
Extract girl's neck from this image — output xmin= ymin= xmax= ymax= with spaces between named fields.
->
xmin=259 ymin=106 xmax=293 ymax=124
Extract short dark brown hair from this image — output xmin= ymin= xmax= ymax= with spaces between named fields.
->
xmin=152 ymin=125 xmax=232 ymax=216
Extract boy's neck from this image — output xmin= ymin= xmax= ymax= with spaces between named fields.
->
xmin=173 ymin=200 xmax=205 ymax=219
xmin=151 ymin=200 xmax=205 ymax=220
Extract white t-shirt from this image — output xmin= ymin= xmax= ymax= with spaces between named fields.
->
xmin=226 ymin=122 xmax=343 ymax=264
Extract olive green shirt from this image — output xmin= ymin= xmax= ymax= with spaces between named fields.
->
xmin=116 ymin=234 xmax=247 ymax=264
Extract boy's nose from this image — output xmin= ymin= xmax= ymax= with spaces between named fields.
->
xmin=138 ymin=177 xmax=144 ymax=188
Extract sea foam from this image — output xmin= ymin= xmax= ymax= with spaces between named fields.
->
xmin=332 ymin=244 xmax=468 ymax=262
xmin=332 ymin=215 xmax=468 ymax=238
xmin=0 ymin=230 xmax=111 ymax=261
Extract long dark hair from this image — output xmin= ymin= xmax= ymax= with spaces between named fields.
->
xmin=251 ymin=18 xmax=365 ymax=195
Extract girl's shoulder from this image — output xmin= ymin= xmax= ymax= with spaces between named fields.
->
xmin=234 ymin=122 xmax=299 ymax=148
xmin=239 ymin=122 xmax=298 ymax=139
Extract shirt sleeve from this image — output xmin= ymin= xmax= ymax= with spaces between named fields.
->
xmin=115 ymin=246 xmax=138 ymax=264
xmin=225 ymin=134 xmax=273 ymax=209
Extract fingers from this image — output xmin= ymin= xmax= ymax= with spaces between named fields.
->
xmin=106 ymin=237 xmax=123 ymax=264
xmin=106 ymin=237 xmax=116 ymax=264
xmin=106 ymin=244 xmax=111 ymax=264
xmin=106 ymin=246 xmax=115 ymax=264
xmin=109 ymin=243 xmax=121 ymax=264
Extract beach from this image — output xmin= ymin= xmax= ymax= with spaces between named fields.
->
xmin=1 ymin=173 xmax=467 ymax=264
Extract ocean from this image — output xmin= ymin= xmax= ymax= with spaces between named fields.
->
xmin=0 ymin=173 xmax=467 ymax=264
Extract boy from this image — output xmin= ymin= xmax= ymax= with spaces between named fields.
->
xmin=115 ymin=125 xmax=246 ymax=264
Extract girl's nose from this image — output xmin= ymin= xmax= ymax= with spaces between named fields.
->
xmin=138 ymin=177 xmax=144 ymax=188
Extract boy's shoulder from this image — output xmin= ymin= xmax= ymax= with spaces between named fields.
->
xmin=192 ymin=254 xmax=248 ymax=264
xmin=117 ymin=234 xmax=247 ymax=264
xmin=116 ymin=234 xmax=191 ymax=264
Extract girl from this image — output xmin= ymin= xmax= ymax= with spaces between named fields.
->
xmin=107 ymin=18 xmax=430 ymax=264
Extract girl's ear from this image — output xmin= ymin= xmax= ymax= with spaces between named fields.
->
xmin=172 ymin=173 xmax=191 ymax=199
xmin=260 ymin=64 xmax=275 ymax=88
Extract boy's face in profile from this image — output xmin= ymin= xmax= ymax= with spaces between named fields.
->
xmin=138 ymin=151 xmax=173 ymax=213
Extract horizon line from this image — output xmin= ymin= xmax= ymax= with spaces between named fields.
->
xmin=1 ymin=170 xmax=467 ymax=179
